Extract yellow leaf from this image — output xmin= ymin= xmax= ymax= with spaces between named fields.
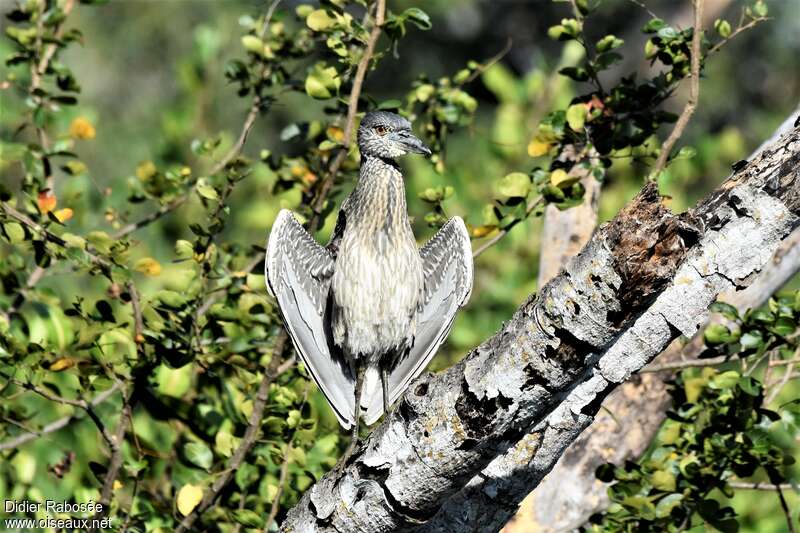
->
xmin=470 ymin=225 xmax=498 ymax=238
xmin=550 ymin=169 xmax=579 ymax=188
xmin=69 ymin=117 xmax=96 ymax=140
xmin=326 ymin=126 xmax=344 ymax=143
xmin=177 ymin=483 xmax=203 ymax=516
xmin=113 ymin=480 xmax=123 ymax=491
xmin=134 ymin=257 xmax=162 ymax=277
xmin=49 ymin=357 xmax=77 ymax=371
xmin=136 ymin=160 xmax=157 ymax=181
xmin=54 ymin=208 xmax=73 ymax=222
xmin=527 ymin=139 xmax=551 ymax=157
xmin=240 ymin=399 xmax=253 ymax=419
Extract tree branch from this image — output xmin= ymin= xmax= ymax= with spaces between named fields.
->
xmin=0 ymin=383 xmax=124 ymax=451
xmin=307 ymin=0 xmax=386 ymax=234
xmin=174 ymin=336 xmax=289 ymax=532
xmin=650 ymin=0 xmax=704 ymax=177
xmin=281 ymin=123 xmax=800 ymax=531
xmin=468 ymin=107 xmax=800 ymax=532
xmin=472 ymin=196 xmax=543 ymax=258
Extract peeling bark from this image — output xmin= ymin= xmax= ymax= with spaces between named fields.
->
xmin=512 ymin=110 xmax=800 ymax=533
xmin=280 ymin=126 xmax=800 ymax=533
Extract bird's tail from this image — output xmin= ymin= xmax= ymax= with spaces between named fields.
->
xmin=360 ymin=366 xmax=381 ymax=411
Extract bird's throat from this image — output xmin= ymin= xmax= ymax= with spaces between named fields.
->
xmin=351 ymin=155 xmax=409 ymax=234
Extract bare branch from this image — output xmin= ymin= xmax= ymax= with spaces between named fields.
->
xmin=307 ymin=0 xmax=387 ymax=234
xmin=0 ymin=383 xmax=123 ymax=452
xmin=282 ymin=124 xmax=800 ymax=532
xmin=728 ymin=481 xmax=796 ymax=491
xmin=472 ymin=196 xmax=543 ymax=258
xmin=516 ymin=109 xmax=800 ymax=531
xmin=640 ymin=355 xmax=730 ymax=373
xmin=89 ymin=401 xmax=132 ymax=532
xmin=650 ymin=0 xmax=704 ymax=177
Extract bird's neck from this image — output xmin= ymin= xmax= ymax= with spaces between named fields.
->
xmin=350 ymin=154 xmax=408 ymax=230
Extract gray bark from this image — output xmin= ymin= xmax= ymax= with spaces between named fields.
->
xmin=280 ymin=125 xmax=800 ymax=533
xmin=509 ymin=109 xmax=800 ymax=532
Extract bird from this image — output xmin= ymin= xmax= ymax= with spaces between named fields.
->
xmin=265 ymin=110 xmax=473 ymax=452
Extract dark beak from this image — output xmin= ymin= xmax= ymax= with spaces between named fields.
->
xmin=398 ymin=131 xmax=432 ymax=156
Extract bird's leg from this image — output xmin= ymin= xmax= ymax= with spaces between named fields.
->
xmin=342 ymin=362 xmax=365 ymax=462
xmin=381 ymin=366 xmax=390 ymax=419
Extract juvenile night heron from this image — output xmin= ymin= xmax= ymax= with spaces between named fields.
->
xmin=266 ymin=111 xmax=473 ymax=448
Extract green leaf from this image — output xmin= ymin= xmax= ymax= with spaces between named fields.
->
xmin=304 ymin=64 xmax=340 ymax=100
xmin=642 ymin=18 xmax=667 ymax=33
xmin=710 ymin=301 xmax=739 ymax=320
xmin=738 ymin=376 xmax=760 ymax=396
xmin=704 ymin=323 xmax=732 ymax=345
xmin=401 ymin=7 xmax=432 ymax=30
xmin=655 ymin=493 xmax=683 ymax=518
xmin=231 ymin=509 xmax=264 ymax=528
xmin=195 ymin=181 xmax=219 ymax=201
xmin=184 ymin=441 xmax=213 ymax=470
xmin=651 ymin=470 xmax=676 ymax=491
xmin=496 ymin=172 xmax=531 ymax=198
xmin=241 ymin=35 xmax=264 ymax=55
xmin=709 ymin=370 xmax=740 ymax=390
xmin=740 ymin=330 xmax=764 ymax=350
xmin=566 ymin=103 xmax=586 ymax=132
xmin=3 ymin=222 xmax=25 ymax=244
xmin=715 ymin=19 xmax=732 ymax=38
xmin=596 ymin=34 xmax=624 ymax=52
xmin=769 ymin=316 xmax=795 ymax=337
xmin=306 ymin=9 xmax=336 ymax=31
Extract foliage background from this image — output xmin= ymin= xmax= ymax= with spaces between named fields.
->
xmin=1 ymin=0 xmax=799 ymax=531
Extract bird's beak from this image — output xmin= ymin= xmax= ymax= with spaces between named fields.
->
xmin=398 ymin=131 xmax=432 ymax=156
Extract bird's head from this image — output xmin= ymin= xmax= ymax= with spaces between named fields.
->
xmin=357 ymin=111 xmax=431 ymax=160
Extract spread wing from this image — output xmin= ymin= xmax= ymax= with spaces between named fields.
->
xmin=364 ymin=216 xmax=473 ymax=424
xmin=265 ymin=209 xmax=355 ymax=429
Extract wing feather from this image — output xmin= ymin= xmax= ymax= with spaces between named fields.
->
xmin=364 ymin=216 xmax=473 ymax=424
xmin=266 ymin=209 xmax=355 ymax=429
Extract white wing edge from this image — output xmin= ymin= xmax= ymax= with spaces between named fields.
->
xmin=265 ymin=209 xmax=355 ymax=429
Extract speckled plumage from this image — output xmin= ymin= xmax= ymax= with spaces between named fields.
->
xmin=266 ymin=111 xmax=473 ymax=432
xmin=331 ymin=155 xmax=423 ymax=361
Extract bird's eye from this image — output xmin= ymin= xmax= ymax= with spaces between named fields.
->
xmin=374 ymin=125 xmax=388 ymax=135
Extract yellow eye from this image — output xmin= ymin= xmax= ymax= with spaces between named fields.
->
xmin=374 ymin=125 xmax=388 ymax=135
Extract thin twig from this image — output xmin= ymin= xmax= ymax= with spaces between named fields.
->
xmin=640 ymin=355 xmax=730 ymax=373
xmin=472 ymin=196 xmax=544 ymax=258
xmin=459 ymin=38 xmax=513 ymax=86
xmin=0 ymin=383 xmax=123 ymax=451
xmin=776 ymin=483 xmax=799 ymax=533
xmin=307 ymin=0 xmax=387 ymax=234
xmin=728 ymin=481 xmax=796 ymax=491
xmin=766 ymin=354 xmax=797 ymax=405
xmin=9 ymin=0 xmax=77 ymax=313
xmin=708 ymin=16 xmax=769 ymax=55
xmin=174 ymin=336 xmax=288 ymax=532
xmin=650 ymin=0 xmax=704 ymax=177
xmin=0 ymin=202 xmax=112 ymax=270
xmin=769 ymin=356 xmax=800 ymax=367
xmin=264 ymin=387 xmax=308 ymax=531
xmin=89 ymin=401 xmax=131 ymax=532
xmin=112 ymin=197 xmax=187 ymax=239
